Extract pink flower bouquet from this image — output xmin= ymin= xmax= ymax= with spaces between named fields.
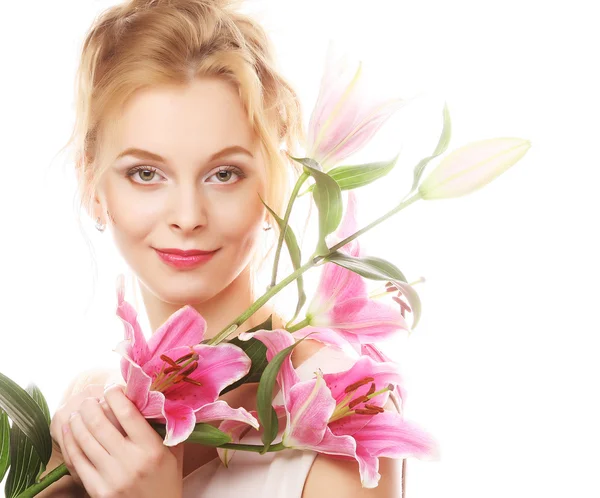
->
xmin=0 ymin=42 xmax=530 ymax=496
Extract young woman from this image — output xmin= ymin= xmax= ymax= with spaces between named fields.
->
xmin=38 ymin=1 xmax=401 ymax=496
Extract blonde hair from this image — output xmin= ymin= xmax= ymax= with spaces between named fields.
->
xmin=59 ymin=0 xmax=307 ymax=302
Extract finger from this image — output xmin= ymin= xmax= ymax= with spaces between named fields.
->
xmin=99 ymin=398 xmax=127 ymax=436
xmin=59 ymin=424 xmax=82 ymax=485
xmin=68 ymin=410 xmax=113 ymax=474
xmin=103 ymin=384 xmax=162 ymax=447
xmin=78 ymin=396 xmax=128 ymax=461
xmin=62 ymin=418 xmax=101 ymax=492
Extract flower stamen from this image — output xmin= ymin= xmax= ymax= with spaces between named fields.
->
xmin=348 ymin=395 xmax=370 ymax=409
xmin=344 ymin=377 xmax=375 ymax=394
xmin=160 ymin=354 xmax=179 ymax=367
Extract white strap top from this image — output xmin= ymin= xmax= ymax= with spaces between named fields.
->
xmin=182 ymin=346 xmax=357 ymax=498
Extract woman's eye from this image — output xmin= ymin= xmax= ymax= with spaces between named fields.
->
xmin=126 ymin=166 xmax=163 ymax=184
xmin=207 ymin=166 xmax=246 ymax=184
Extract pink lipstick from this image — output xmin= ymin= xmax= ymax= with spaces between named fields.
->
xmin=154 ymin=248 xmax=219 ymax=270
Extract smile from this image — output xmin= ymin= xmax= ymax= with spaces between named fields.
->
xmin=154 ymin=248 xmax=219 ymax=270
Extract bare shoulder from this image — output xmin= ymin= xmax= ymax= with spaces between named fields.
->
xmin=291 ymin=338 xmax=325 ymax=369
xmin=269 ymin=313 xmax=325 ymax=369
xmin=302 ymin=455 xmax=400 ymax=498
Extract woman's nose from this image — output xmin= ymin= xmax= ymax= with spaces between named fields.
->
xmin=168 ymin=185 xmax=207 ymax=233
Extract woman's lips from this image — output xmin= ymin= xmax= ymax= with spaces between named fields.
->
xmin=154 ymin=248 xmax=218 ymax=269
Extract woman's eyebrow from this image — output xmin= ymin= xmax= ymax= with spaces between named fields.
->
xmin=115 ymin=145 xmax=254 ymax=162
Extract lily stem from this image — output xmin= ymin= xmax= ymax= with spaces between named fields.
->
xmin=207 ymin=191 xmax=422 ymax=346
xmin=270 ymin=171 xmax=310 ymax=288
xmin=286 ymin=317 xmax=311 ymax=332
xmin=15 ymin=463 xmax=69 ymax=498
xmin=220 ymin=441 xmax=286 ymax=453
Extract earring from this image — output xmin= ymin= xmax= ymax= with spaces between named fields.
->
xmin=95 ymin=217 xmax=106 ymax=232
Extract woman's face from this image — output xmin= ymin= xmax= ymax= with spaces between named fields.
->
xmin=95 ymin=77 xmax=269 ymax=305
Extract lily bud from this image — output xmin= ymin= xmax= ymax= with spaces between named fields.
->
xmin=418 ymin=137 xmax=531 ymax=200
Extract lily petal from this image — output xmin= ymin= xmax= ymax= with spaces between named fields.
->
xmin=283 ymin=374 xmax=336 ymax=448
xmin=355 ymin=447 xmax=381 ymax=488
xmin=194 ymin=400 xmax=259 ymax=429
xmin=113 ymin=342 xmax=154 ymax=413
xmin=360 ymin=344 xmax=394 ymax=364
xmin=288 ymin=426 xmax=357 ymax=460
xmin=172 ymin=344 xmax=251 ymax=408
xmin=146 ymin=305 xmax=207 ymax=358
xmin=322 ymin=356 xmax=403 ymax=410
xmin=217 ymin=406 xmax=286 ymax=467
xmin=162 ymin=399 xmax=197 ymax=446
xmin=419 ymin=137 xmax=531 ymax=200
xmin=115 ymin=275 xmax=150 ymax=378
xmin=353 ymin=411 xmax=439 ymax=461
xmin=291 ymin=326 xmax=352 ymax=350
xmin=320 ymin=97 xmax=405 ymax=169
xmin=241 ymin=329 xmax=300 ymax=403
xmin=309 ymin=262 xmax=367 ymax=320
xmin=330 ymin=297 xmax=409 ymax=344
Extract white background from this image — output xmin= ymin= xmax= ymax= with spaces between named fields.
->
xmin=1 ymin=0 xmax=599 ymax=496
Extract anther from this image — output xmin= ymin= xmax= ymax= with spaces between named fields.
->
xmin=344 ymin=377 xmax=375 ymax=394
xmin=366 ymin=383 xmax=376 ymax=396
xmin=178 ymin=361 xmax=198 ymax=377
xmin=354 ymin=408 xmax=380 ymax=415
xmin=175 ymin=352 xmax=196 ymax=364
xmin=364 ymin=404 xmax=384 ymax=413
xmin=160 ymin=355 xmax=179 ymax=367
xmin=181 ymin=378 xmax=203 ymax=387
xmin=392 ymin=296 xmax=412 ymax=315
xmin=349 ymin=395 xmax=370 ymax=409
xmin=164 ymin=365 xmax=182 ymax=374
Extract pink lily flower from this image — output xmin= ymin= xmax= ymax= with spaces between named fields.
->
xmin=307 ymin=42 xmax=405 ymax=171
xmin=243 ymin=329 xmax=437 ymax=488
xmin=296 ymin=192 xmax=410 ymax=346
xmin=114 ymin=276 xmax=259 ymax=446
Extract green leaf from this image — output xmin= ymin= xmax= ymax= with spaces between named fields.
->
xmin=221 ymin=337 xmax=269 ymax=395
xmin=0 ymin=410 xmax=10 ymax=483
xmin=259 ymin=197 xmax=307 ymax=322
xmin=220 ymin=315 xmax=274 ymax=395
xmin=5 ymin=384 xmax=51 ymax=498
xmin=150 ymin=422 xmax=232 ymax=446
xmin=404 ymin=102 xmax=452 ymax=199
xmin=324 ymin=251 xmax=422 ymax=329
xmin=256 ymin=338 xmax=302 ymax=453
xmin=325 ymin=252 xmax=408 ymax=283
xmin=304 ymin=154 xmax=400 ymax=193
xmin=290 ymin=157 xmax=342 ymax=255
xmin=0 ymin=373 xmax=52 ymax=467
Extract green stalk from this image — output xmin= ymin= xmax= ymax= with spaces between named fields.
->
xmin=207 ymin=258 xmax=316 ymax=345
xmin=286 ymin=317 xmax=311 ymax=332
xmin=270 ymin=171 xmax=310 ymax=288
xmin=219 ymin=441 xmax=286 ymax=453
xmin=208 ymin=191 xmax=423 ymax=346
xmin=15 ymin=463 xmax=69 ymax=498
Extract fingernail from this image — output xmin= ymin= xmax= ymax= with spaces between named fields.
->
xmin=62 ymin=423 xmax=70 ymax=435
xmin=69 ymin=411 xmax=78 ymax=421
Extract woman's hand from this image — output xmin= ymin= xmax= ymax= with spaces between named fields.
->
xmin=61 ymin=384 xmax=185 ymax=498
xmin=50 ymin=382 xmax=126 ymax=486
